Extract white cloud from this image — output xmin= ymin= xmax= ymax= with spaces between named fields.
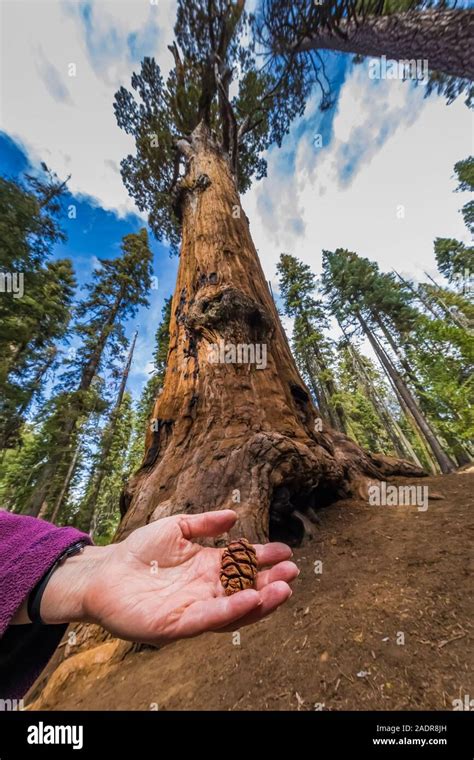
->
xmin=1 ymin=3 xmax=471 ymax=374
xmin=0 ymin=0 xmax=177 ymax=215
xmin=245 ymin=64 xmax=473 ymax=293
xmin=3 ymin=3 xmax=468 ymax=292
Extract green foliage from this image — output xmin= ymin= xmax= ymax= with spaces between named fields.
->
xmin=62 ymin=229 xmax=152 ymax=389
xmin=0 ymin=424 xmax=46 ymax=512
xmin=454 ymin=155 xmax=474 ymax=193
xmin=151 ymin=296 xmax=172 ymax=383
xmin=114 ymin=57 xmax=183 ymax=251
xmin=9 ymin=230 xmax=153 ymax=518
xmin=127 ymin=297 xmax=172 ymax=474
xmin=259 ymin=0 xmax=472 ymax=108
xmin=277 ymin=253 xmax=320 ymax=317
xmin=277 ymin=252 xmax=426 ymax=456
xmin=321 ymin=248 xmax=417 ymax=338
xmin=79 ymin=392 xmax=135 ymax=544
xmin=0 ymin=164 xmax=66 ymax=271
xmin=333 ymin=342 xmax=397 ymax=453
xmin=0 ymin=168 xmax=75 ymax=448
xmin=434 ymin=237 xmax=474 ymax=283
xmin=409 ymin=313 xmax=473 ymax=448
xmin=322 ymin=244 xmax=472 ymax=465
xmin=435 ymin=156 xmax=474 ymax=282
xmin=113 ymin=0 xmax=307 ymax=250
xmin=277 ymin=253 xmax=343 ymax=427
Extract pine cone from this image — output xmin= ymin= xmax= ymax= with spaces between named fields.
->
xmin=220 ymin=538 xmax=258 ymax=596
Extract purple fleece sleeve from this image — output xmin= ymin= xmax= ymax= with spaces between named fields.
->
xmin=0 ymin=511 xmax=92 ymax=700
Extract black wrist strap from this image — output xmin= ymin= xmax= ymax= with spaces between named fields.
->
xmin=27 ymin=540 xmax=88 ymax=625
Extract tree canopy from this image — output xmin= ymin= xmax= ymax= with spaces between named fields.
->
xmin=113 ymin=0 xmax=308 ymax=251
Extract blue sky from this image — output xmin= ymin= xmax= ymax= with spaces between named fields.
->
xmin=0 ymin=0 xmax=472 ymax=404
xmin=0 ymin=130 xmax=178 ymax=400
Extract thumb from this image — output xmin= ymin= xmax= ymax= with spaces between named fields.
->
xmin=178 ymin=510 xmax=237 ymax=540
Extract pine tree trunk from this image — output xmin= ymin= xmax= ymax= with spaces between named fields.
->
xmin=50 ymin=442 xmax=81 ymax=523
xmin=76 ymin=333 xmax=138 ymax=533
xmin=314 ymin=356 xmax=347 ymax=435
xmin=24 ymin=298 xmax=125 ymax=517
xmin=393 ymin=271 xmax=439 ymax=321
xmin=118 ymin=123 xmax=424 ymax=545
xmin=76 ymin=427 xmax=111 ymax=533
xmin=345 ymin=340 xmax=420 ymax=465
xmin=372 ymin=314 xmax=437 ymax=408
xmin=376 ymin=280 xmax=471 ymax=466
xmin=424 ymin=276 xmax=469 ymax=331
xmin=357 ymin=312 xmax=455 ymax=474
xmin=302 ymin=351 xmax=344 ymax=432
xmin=25 ymin=461 xmax=58 ymax=516
xmin=336 ymin=319 xmax=420 ymax=464
xmin=443 ymin=434 xmax=472 ymax=468
xmin=299 ymin=317 xmax=347 ymax=434
xmin=398 ymin=399 xmax=440 ymax=476
xmin=370 ymin=314 xmax=469 ymax=467
xmin=0 ymin=349 xmax=57 ymax=450
xmin=295 ymin=10 xmax=474 ymax=80
xmin=302 ymin=356 xmax=329 ymax=422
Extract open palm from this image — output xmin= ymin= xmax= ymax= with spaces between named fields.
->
xmin=84 ymin=510 xmax=298 ymax=645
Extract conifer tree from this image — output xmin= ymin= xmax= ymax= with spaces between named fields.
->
xmin=334 ymin=340 xmax=400 ymax=455
xmin=22 ymin=230 xmax=153 ymax=517
xmin=78 ymin=391 xmax=135 ymax=543
xmin=321 ymin=248 xmax=456 ymax=473
xmin=74 ymin=332 xmax=138 ymax=533
xmin=0 ymin=168 xmax=75 ymax=448
xmin=435 ymin=156 xmax=474 ymax=286
xmin=277 ymin=253 xmax=426 ymax=466
xmin=259 ymin=1 xmax=473 ymax=107
xmin=127 ymin=298 xmax=172 ymax=475
xmin=413 ymin=155 xmax=474 ymax=464
xmin=335 ymin=330 xmax=424 ymax=466
xmin=277 ymin=253 xmax=346 ymax=432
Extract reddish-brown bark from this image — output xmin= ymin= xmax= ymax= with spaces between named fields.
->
xmin=294 ymin=10 xmax=474 ymax=81
xmin=118 ymin=123 xmax=424 ymax=545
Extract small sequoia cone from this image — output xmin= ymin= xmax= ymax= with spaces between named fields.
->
xmin=220 ymin=538 xmax=258 ymax=596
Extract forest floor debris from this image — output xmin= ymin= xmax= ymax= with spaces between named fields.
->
xmin=27 ymin=472 xmax=473 ymax=711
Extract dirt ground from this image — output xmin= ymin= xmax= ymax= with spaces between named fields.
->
xmin=27 ymin=471 xmax=473 ymax=711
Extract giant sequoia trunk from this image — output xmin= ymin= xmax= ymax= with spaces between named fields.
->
xmin=294 ymin=10 xmax=474 ymax=81
xmin=118 ymin=123 xmax=423 ymax=545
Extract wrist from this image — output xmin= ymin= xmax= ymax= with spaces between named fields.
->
xmin=40 ymin=545 xmax=111 ymax=625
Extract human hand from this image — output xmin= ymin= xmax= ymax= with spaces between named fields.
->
xmin=40 ymin=510 xmax=298 ymax=645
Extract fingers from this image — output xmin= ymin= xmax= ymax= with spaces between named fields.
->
xmin=217 ymin=580 xmax=292 ymax=632
xmin=178 ymin=510 xmax=237 ymax=540
xmin=256 ymin=560 xmax=299 ymax=590
xmin=177 ymin=514 xmax=292 ymax=565
xmin=254 ymin=541 xmax=293 ymax=568
xmin=174 ymin=588 xmax=263 ymax=638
